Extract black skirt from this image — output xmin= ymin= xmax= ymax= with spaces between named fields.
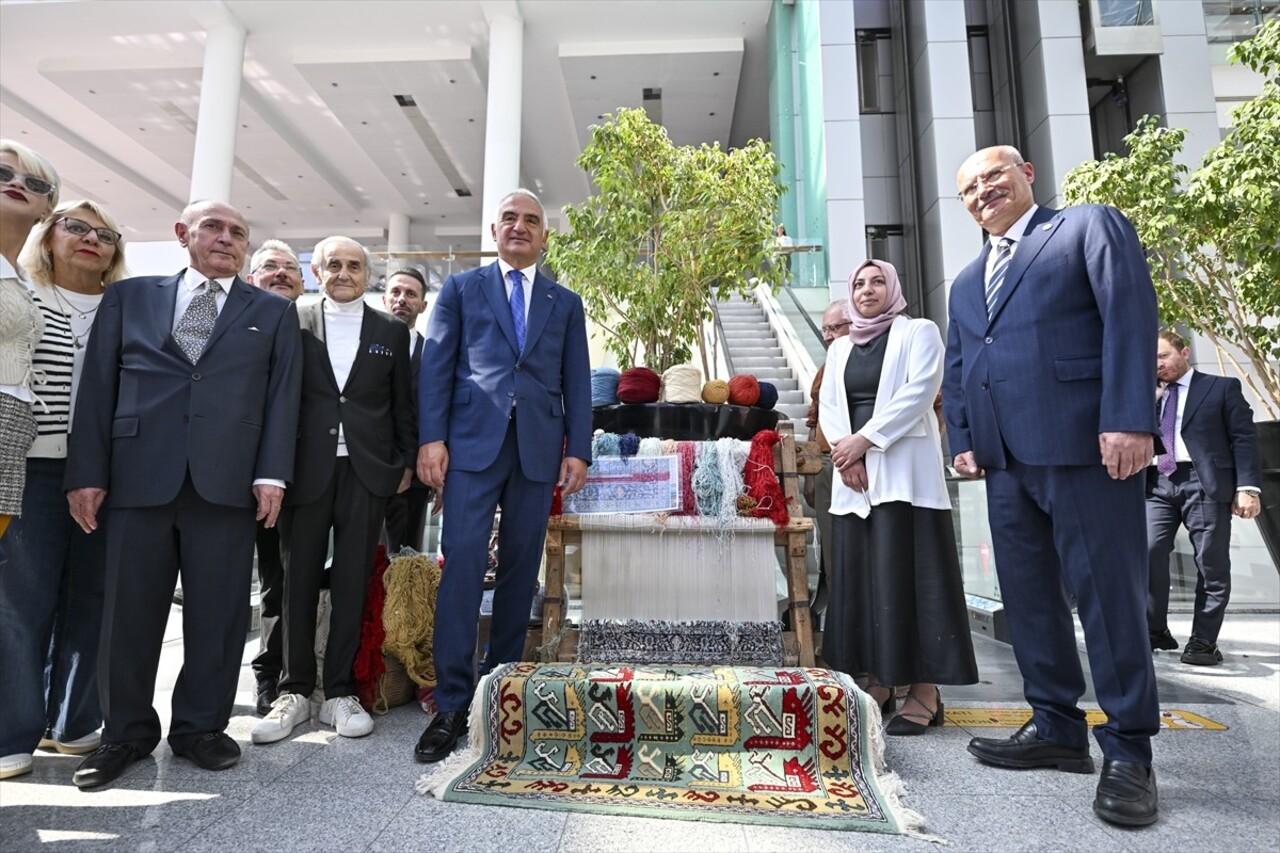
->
xmin=825 ymin=500 xmax=979 ymax=686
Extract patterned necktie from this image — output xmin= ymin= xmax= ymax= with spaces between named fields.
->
xmin=985 ymin=237 xmax=1013 ymax=319
xmin=1157 ymin=382 xmax=1180 ymax=476
xmin=174 ymin=280 xmax=219 ymax=364
xmin=508 ymin=269 xmax=526 ymax=354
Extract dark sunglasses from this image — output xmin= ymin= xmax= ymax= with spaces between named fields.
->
xmin=0 ymin=164 xmax=57 ymax=196
xmin=58 ymin=216 xmax=122 ymax=246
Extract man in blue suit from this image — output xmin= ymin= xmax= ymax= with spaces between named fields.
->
xmin=65 ymin=201 xmax=302 ymax=788
xmin=942 ymin=147 xmax=1161 ymax=826
xmin=414 ymin=189 xmax=592 ymax=762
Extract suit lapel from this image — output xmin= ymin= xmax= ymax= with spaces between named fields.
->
xmin=482 ymin=261 xmax=521 ymax=356
xmin=153 ymin=272 xmax=184 ymax=359
xmin=342 ymin=305 xmax=375 ymax=392
xmin=1181 ymin=371 xmax=1210 ymax=427
xmin=523 ymin=271 xmax=556 ymax=359
xmin=987 ymin=206 xmax=1061 ymax=327
xmin=958 ymin=250 xmax=991 ymax=324
xmin=200 ymin=277 xmax=252 ymax=359
xmin=300 ymin=301 xmax=339 ymax=391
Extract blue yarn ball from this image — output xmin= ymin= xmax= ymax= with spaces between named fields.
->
xmin=756 ymin=382 xmax=779 ymax=410
xmin=591 ymin=367 xmax=621 ymax=407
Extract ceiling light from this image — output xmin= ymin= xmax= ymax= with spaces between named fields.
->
xmin=394 ymin=94 xmax=416 ymax=107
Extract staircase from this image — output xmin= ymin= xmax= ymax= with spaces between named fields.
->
xmin=715 ymin=295 xmax=810 ymax=426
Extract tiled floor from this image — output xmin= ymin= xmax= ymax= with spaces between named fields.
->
xmin=2 ymin=611 xmax=1277 ymax=852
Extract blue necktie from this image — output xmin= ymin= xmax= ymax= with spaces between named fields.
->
xmin=508 ymin=269 xmax=526 ymax=354
xmin=985 ymin=238 xmax=1013 ymax=318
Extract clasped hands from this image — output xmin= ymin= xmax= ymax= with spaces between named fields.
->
xmin=831 ymin=433 xmax=873 ymax=492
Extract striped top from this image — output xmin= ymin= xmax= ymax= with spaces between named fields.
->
xmin=26 ymin=283 xmax=97 ymax=459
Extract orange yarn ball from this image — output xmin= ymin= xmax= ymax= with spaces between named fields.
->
xmin=727 ymin=374 xmax=761 ymax=406
xmin=702 ymin=380 xmax=730 ymax=404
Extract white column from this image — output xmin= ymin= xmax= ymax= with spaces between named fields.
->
xmin=189 ymin=21 xmax=246 ymax=204
xmin=480 ymin=12 xmax=523 ymax=253
xmin=387 ymin=212 xmax=411 ymax=272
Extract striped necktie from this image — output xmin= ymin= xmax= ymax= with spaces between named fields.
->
xmin=508 ymin=269 xmax=526 ymax=354
xmin=985 ymin=238 xmax=1013 ymax=319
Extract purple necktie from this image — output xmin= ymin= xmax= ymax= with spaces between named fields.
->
xmin=1158 ymin=382 xmax=1179 ymax=476
xmin=508 ymin=269 xmax=526 ymax=354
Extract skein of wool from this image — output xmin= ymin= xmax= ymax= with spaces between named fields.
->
xmin=637 ymin=437 xmax=664 ymax=457
xmin=616 ymin=367 xmax=662 ymax=403
xmin=727 ymin=374 xmax=761 ymax=406
xmin=617 ymin=432 xmax=641 ymax=458
xmin=702 ymin=379 xmax=730 ymax=404
xmin=756 ymin=382 xmax=779 ymax=410
xmin=745 ymin=429 xmax=789 ymax=528
xmin=591 ymin=367 xmax=621 ymax=407
xmin=677 ymin=441 xmax=698 ymax=514
xmin=660 ymin=365 xmax=703 ymax=403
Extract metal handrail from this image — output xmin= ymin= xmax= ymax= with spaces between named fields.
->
xmin=780 ymin=283 xmax=824 ymax=343
xmin=711 ymin=300 xmax=736 ymax=376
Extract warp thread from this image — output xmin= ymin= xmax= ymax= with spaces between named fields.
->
xmin=745 ymin=429 xmax=789 ymax=529
xmin=591 ymin=367 xmax=621 ymax=407
xmin=381 ymin=551 xmax=442 ymax=688
xmin=702 ymin=379 xmax=730 ymax=404
xmin=727 ymin=374 xmax=761 ymax=406
xmin=661 ymin=364 xmax=703 ymax=403
xmin=756 ymin=382 xmax=779 ymax=410
xmin=617 ymin=367 xmax=662 ymax=403
xmin=691 ymin=442 xmax=723 ymax=517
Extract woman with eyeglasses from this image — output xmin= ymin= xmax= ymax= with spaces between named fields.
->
xmin=0 ymin=195 xmax=127 ymax=781
xmin=819 ymin=259 xmax=977 ymax=736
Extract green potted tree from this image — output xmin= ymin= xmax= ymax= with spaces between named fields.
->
xmin=1061 ymin=18 xmax=1279 ymax=563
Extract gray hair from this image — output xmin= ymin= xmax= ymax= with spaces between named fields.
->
xmin=498 ymin=188 xmax=546 ymax=222
xmin=180 ymin=199 xmax=250 ymax=237
xmin=312 ymin=235 xmax=375 ymax=276
xmin=250 ymin=239 xmax=299 ymax=272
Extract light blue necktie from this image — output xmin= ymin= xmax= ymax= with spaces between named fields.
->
xmin=985 ymin=238 xmax=1013 ymax=319
xmin=508 ymin=269 xmax=526 ymax=354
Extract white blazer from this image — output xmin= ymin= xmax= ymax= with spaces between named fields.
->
xmin=819 ymin=315 xmax=950 ymax=518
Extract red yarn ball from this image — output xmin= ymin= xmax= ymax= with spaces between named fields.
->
xmin=727 ymin=374 xmax=761 ymax=406
xmin=617 ymin=367 xmax=662 ymax=403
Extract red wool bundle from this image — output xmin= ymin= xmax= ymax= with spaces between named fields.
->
xmin=727 ymin=374 xmax=761 ymax=406
xmin=745 ymin=429 xmax=789 ymax=529
xmin=353 ymin=545 xmax=391 ymax=710
xmin=677 ymin=440 xmax=699 ymax=514
xmin=616 ymin=367 xmax=662 ymax=403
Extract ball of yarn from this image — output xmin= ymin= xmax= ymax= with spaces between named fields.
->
xmin=756 ymin=381 xmax=778 ymax=410
xmin=727 ymin=374 xmax=761 ymax=406
xmin=702 ymin=380 xmax=730 ymax=404
xmin=660 ymin=364 xmax=703 ymax=403
xmin=591 ymin=367 xmax=621 ymax=407
xmin=617 ymin=367 xmax=661 ymax=403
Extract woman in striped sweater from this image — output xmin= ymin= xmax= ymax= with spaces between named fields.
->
xmin=0 ymin=199 xmax=127 ymax=780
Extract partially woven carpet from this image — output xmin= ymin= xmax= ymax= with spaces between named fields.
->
xmin=418 ymin=663 xmax=924 ymax=835
xmin=577 ymin=619 xmax=783 ymax=666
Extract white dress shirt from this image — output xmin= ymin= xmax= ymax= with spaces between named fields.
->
xmin=984 ymin=204 xmax=1040 ymax=280
xmin=173 ymin=268 xmax=235 ymax=331
xmin=497 ymin=259 xmax=536 ymax=329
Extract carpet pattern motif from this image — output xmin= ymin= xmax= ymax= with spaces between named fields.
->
xmin=577 ymin=619 xmax=784 ymax=666
xmin=419 ymin=663 xmax=922 ymax=834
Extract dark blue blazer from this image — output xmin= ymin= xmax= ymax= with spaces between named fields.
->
xmin=67 ymin=271 xmax=303 ymax=509
xmin=1167 ymin=370 xmax=1261 ymax=502
xmin=942 ymin=205 xmax=1159 ymax=468
xmin=418 ymin=261 xmax=592 ymax=483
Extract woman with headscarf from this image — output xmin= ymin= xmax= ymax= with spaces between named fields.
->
xmin=819 ymin=259 xmax=977 ymax=736
xmin=0 ymin=200 xmax=128 ymax=781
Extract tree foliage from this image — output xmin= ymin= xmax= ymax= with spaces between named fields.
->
xmin=1061 ymin=18 xmax=1280 ymax=418
xmin=545 ymin=108 xmax=786 ymax=374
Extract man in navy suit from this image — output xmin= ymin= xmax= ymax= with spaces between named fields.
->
xmin=66 ymin=201 xmax=302 ymax=789
xmin=414 ymin=189 xmax=591 ymax=762
xmin=1147 ymin=330 xmax=1261 ymax=664
xmin=942 ymin=146 xmax=1161 ymax=826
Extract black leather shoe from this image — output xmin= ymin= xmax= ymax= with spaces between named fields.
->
xmin=256 ymin=677 xmax=279 ymax=716
xmin=1094 ymin=759 xmax=1158 ymax=826
xmin=1180 ymin=637 xmax=1223 ymax=666
xmin=967 ymin=720 xmax=1095 ymax=773
xmin=171 ymin=732 xmax=241 ymax=771
xmin=73 ymin=743 xmax=145 ymax=790
xmin=1149 ymin=628 xmax=1179 ymax=652
xmin=415 ymin=711 xmax=468 ymax=763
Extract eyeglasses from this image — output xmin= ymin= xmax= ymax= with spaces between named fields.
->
xmin=821 ymin=320 xmax=852 ymax=335
xmin=58 ymin=216 xmax=122 ymax=245
xmin=254 ymin=260 xmax=301 ymax=275
xmin=0 ymin=164 xmax=57 ymax=197
xmin=958 ymin=163 xmax=1017 ymax=202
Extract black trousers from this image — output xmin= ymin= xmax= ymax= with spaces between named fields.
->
xmin=383 ymin=484 xmax=431 ymax=553
xmin=99 ymin=478 xmax=255 ymax=753
xmin=1147 ymin=463 xmax=1234 ymax=643
xmin=279 ymin=458 xmax=387 ymax=699
xmin=252 ymin=522 xmax=284 ymax=683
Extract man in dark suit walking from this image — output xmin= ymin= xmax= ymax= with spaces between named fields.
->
xmin=252 ymin=236 xmax=415 ymax=745
xmin=381 ymin=268 xmax=432 ymax=552
xmin=1147 ymin=330 xmax=1261 ymax=664
xmin=66 ymin=201 xmax=302 ymax=789
xmin=942 ymin=146 xmax=1161 ymax=826
xmin=414 ymin=189 xmax=592 ymax=762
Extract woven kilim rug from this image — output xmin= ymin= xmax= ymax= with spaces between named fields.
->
xmin=417 ymin=662 xmax=924 ymax=835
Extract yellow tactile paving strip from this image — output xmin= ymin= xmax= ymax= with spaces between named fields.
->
xmin=943 ymin=708 xmax=1227 ymax=731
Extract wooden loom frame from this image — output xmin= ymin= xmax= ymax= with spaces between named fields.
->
xmin=538 ymin=420 xmax=823 ymax=666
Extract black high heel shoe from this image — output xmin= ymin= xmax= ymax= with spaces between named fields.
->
xmin=884 ymin=688 xmax=943 ymax=736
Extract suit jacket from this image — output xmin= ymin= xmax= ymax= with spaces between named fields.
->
xmin=942 ymin=204 xmax=1159 ymax=469
xmin=287 ymin=301 xmax=416 ymax=505
xmin=1162 ymin=371 xmax=1261 ymax=502
xmin=66 ymin=271 xmax=302 ymax=509
xmin=419 ymin=261 xmax=592 ymax=483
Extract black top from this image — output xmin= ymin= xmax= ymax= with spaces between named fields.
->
xmin=844 ymin=330 xmax=890 ymax=434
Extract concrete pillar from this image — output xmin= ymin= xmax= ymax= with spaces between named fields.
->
xmin=189 ymin=21 xmax=246 ymax=204
xmin=480 ymin=12 xmax=523 ymax=252
xmin=387 ymin=212 xmax=411 ymax=272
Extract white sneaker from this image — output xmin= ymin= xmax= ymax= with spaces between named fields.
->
xmin=251 ymin=693 xmax=311 ymax=744
xmin=0 ymin=753 xmax=33 ymax=780
xmin=318 ymin=695 xmax=373 ymax=738
xmin=38 ymin=730 xmax=102 ymax=755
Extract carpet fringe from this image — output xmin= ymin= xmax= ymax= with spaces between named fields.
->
xmin=415 ymin=669 xmax=500 ymax=799
xmin=857 ymin=676 xmax=946 ymax=844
